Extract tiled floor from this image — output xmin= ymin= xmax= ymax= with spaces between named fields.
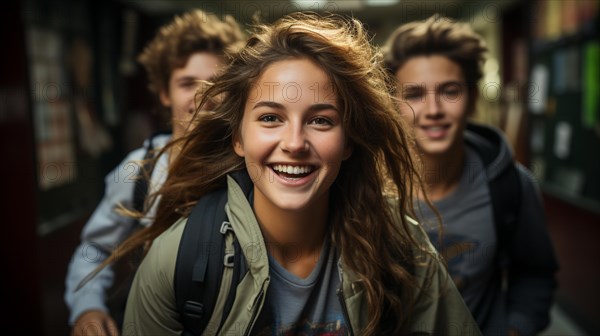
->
xmin=540 ymin=304 xmax=589 ymax=336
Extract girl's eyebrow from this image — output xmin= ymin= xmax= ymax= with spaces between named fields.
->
xmin=252 ymin=101 xmax=284 ymax=110
xmin=252 ymin=101 xmax=338 ymax=113
xmin=307 ymin=103 xmax=339 ymax=113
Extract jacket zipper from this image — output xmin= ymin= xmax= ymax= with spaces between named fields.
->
xmin=337 ymin=287 xmax=355 ymax=336
xmin=336 ymin=260 xmax=355 ymax=336
xmin=243 ymin=277 xmax=269 ymax=336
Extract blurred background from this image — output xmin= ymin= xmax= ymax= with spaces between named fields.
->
xmin=1 ymin=0 xmax=599 ymax=334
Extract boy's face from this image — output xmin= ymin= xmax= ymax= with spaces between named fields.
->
xmin=395 ymin=55 xmax=470 ymax=157
xmin=160 ymin=52 xmax=223 ymax=138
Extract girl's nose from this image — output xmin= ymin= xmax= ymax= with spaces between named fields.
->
xmin=281 ymin=123 xmax=309 ymax=154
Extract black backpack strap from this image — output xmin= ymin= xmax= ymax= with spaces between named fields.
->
xmin=489 ymin=163 xmax=522 ymax=267
xmin=175 ymin=188 xmax=229 ymax=336
xmin=220 ymin=237 xmax=248 ymax=327
xmin=465 ymin=124 xmax=522 ymax=266
xmin=108 ymin=134 xmax=168 ymax=329
xmin=132 ymin=132 xmax=171 ymax=217
xmin=132 ymin=139 xmax=156 ymax=216
xmin=175 ymin=170 xmax=254 ymax=335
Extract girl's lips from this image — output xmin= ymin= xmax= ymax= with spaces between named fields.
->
xmin=269 ymin=165 xmax=317 ymax=186
xmin=271 ymin=164 xmax=315 ymax=175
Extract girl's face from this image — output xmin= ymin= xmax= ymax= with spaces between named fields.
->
xmin=160 ymin=52 xmax=223 ymax=139
xmin=395 ymin=55 xmax=469 ymax=157
xmin=234 ymin=58 xmax=352 ymax=213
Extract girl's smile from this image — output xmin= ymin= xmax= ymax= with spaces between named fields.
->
xmin=234 ymin=58 xmax=352 ymax=213
xmin=268 ymin=163 xmax=318 ymax=187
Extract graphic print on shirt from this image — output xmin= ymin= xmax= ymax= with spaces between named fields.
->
xmin=255 ymin=313 xmax=347 ymax=335
xmin=427 ymin=232 xmax=480 ymax=290
xmin=253 ymin=238 xmax=348 ymax=336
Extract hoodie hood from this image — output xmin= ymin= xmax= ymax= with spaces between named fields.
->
xmin=464 ymin=122 xmax=514 ymax=182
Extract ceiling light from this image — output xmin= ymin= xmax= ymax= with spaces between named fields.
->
xmin=366 ymin=0 xmax=400 ymax=6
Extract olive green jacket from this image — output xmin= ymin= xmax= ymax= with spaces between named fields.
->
xmin=123 ymin=175 xmax=480 ymax=335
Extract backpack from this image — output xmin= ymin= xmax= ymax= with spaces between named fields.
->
xmin=107 ymin=132 xmax=170 ymax=329
xmin=175 ymin=170 xmax=253 ymax=336
xmin=132 ymin=135 xmax=163 ymax=221
xmin=465 ymin=123 xmax=522 ymax=266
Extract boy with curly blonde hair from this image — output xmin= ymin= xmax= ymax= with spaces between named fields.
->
xmin=65 ymin=10 xmax=245 ymax=336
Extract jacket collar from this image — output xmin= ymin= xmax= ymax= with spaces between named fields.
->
xmin=225 ymin=172 xmax=270 ymax=282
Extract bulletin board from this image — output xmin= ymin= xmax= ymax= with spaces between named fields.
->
xmin=527 ymin=1 xmax=600 ymax=214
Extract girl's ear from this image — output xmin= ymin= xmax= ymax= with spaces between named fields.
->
xmin=233 ymin=134 xmax=245 ymax=157
xmin=159 ymin=89 xmax=172 ymax=108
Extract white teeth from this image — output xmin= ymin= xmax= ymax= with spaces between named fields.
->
xmin=272 ymin=165 xmax=313 ymax=175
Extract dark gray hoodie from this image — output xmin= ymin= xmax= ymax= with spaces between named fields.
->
xmin=417 ymin=122 xmax=558 ymax=336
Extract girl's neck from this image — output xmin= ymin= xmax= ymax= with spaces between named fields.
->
xmin=253 ymin=190 xmax=329 ymax=278
xmin=421 ymin=145 xmax=465 ymax=201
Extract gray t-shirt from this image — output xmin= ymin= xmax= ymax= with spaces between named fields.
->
xmin=417 ymin=147 xmax=507 ymax=335
xmin=255 ymin=239 xmax=348 ymax=335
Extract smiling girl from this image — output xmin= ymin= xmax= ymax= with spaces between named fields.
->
xmin=117 ymin=13 xmax=479 ymax=335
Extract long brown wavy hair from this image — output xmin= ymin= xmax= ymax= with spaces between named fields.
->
xmin=98 ymin=12 xmax=433 ymax=335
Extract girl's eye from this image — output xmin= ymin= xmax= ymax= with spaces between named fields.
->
xmin=259 ymin=115 xmax=279 ymax=123
xmin=309 ymin=117 xmax=333 ymax=126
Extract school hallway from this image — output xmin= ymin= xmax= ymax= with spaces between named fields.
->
xmin=3 ymin=0 xmax=600 ymax=334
